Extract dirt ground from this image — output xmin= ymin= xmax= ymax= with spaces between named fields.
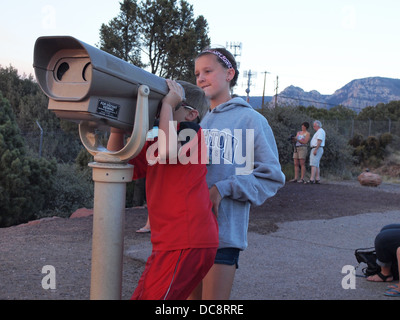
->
xmin=1 ymin=180 xmax=400 ymax=300
xmin=249 ymin=180 xmax=400 ymax=234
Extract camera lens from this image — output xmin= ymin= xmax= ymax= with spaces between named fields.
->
xmin=56 ymin=62 xmax=70 ymax=81
xmin=82 ymin=63 xmax=92 ymax=82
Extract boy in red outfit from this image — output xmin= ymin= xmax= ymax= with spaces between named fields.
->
xmin=108 ymin=80 xmax=218 ymax=300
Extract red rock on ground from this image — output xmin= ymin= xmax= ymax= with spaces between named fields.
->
xmin=70 ymin=208 xmax=94 ymax=219
xmin=358 ymin=172 xmax=382 ymax=187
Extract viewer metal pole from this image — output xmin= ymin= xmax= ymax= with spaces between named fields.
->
xmin=89 ymin=162 xmax=133 ymax=300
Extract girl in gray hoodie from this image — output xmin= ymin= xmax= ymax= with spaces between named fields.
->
xmin=188 ymin=48 xmax=285 ymax=300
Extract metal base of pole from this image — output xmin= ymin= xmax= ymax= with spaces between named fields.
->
xmin=89 ymin=162 xmax=133 ymax=300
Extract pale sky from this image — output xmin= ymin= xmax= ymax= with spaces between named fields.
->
xmin=0 ymin=0 xmax=398 ymax=97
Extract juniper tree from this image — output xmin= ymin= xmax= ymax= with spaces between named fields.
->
xmin=0 ymin=94 xmax=56 ymax=227
xmin=99 ymin=0 xmax=210 ymax=83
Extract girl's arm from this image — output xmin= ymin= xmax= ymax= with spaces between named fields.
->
xmin=214 ymin=114 xmax=285 ymax=207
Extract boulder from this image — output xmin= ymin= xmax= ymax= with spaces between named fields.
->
xmin=70 ymin=208 xmax=93 ymax=219
xmin=358 ymin=172 xmax=382 ymax=187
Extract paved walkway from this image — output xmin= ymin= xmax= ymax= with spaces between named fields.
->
xmin=232 ymin=210 xmax=400 ymax=300
xmin=126 ymin=210 xmax=400 ymax=300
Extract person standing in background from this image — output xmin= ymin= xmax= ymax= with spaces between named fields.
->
xmin=305 ymin=120 xmax=326 ymax=184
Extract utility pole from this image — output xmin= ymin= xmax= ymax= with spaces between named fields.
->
xmin=274 ymin=76 xmax=279 ymax=108
xmin=244 ymin=70 xmax=256 ymax=103
xmin=226 ymin=42 xmax=242 ymax=69
xmin=226 ymin=42 xmax=242 ymax=95
xmin=261 ymin=71 xmax=270 ymax=111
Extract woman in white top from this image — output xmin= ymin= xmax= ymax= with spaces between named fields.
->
xmin=290 ymin=122 xmax=310 ymax=183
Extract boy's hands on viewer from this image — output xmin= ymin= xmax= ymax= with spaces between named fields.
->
xmin=162 ymin=79 xmax=185 ymax=108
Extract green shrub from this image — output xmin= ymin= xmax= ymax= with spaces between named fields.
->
xmin=0 ymin=94 xmax=57 ymax=227
xmin=379 ymin=132 xmax=393 ymax=148
xmin=349 ymin=133 xmax=363 ymax=148
xmin=351 ymin=133 xmax=393 ymax=167
xmin=39 ymin=163 xmax=94 ymax=218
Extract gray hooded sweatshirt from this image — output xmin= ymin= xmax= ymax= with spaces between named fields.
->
xmin=200 ymin=97 xmax=285 ymax=250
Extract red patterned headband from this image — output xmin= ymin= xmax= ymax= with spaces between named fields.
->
xmin=202 ymin=50 xmax=233 ymax=69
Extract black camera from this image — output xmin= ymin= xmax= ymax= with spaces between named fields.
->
xmin=288 ymin=134 xmax=296 ymax=142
